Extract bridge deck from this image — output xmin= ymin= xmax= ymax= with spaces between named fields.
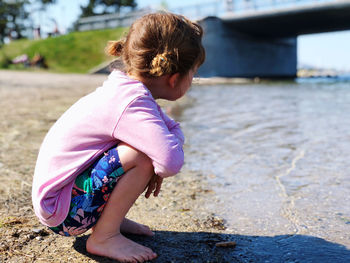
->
xmin=220 ymin=1 xmax=350 ymax=37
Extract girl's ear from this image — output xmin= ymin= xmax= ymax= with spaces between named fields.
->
xmin=168 ymin=73 xmax=180 ymax=89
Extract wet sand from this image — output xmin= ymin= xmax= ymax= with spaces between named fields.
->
xmin=0 ymin=70 xmax=231 ymax=263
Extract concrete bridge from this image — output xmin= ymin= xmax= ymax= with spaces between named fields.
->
xmin=198 ymin=0 xmax=350 ymax=78
xmin=79 ymin=0 xmax=350 ymax=78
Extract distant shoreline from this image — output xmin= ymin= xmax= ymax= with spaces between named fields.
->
xmin=1 ymin=69 xmax=348 ymax=88
xmin=297 ymin=68 xmax=350 ymax=78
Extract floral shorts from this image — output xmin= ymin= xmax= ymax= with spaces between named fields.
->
xmin=49 ymin=146 xmax=125 ymax=236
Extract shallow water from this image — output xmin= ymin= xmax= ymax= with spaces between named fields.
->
xmin=181 ymin=78 xmax=350 ymax=252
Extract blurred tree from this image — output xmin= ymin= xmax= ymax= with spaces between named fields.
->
xmin=40 ymin=0 xmax=56 ymax=3
xmin=0 ymin=0 xmax=56 ymax=44
xmin=80 ymin=0 xmax=97 ymax=18
xmin=80 ymin=0 xmax=137 ymax=17
xmin=0 ymin=3 xmax=7 ymax=43
xmin=160 ymin=0 xmax=169 ymax=11
xmin=0 ymin=0 xmax=29 ymax=44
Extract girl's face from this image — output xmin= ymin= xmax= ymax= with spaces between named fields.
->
xmin=141 ymin=67 xmax=197 ymax=101
xmin=172 ymin=68 xmax=196 ymax=100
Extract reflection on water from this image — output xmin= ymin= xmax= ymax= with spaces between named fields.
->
xmin=181 ymin=78 xmax=350 ymax=248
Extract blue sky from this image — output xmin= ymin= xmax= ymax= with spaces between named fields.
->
xmin=33 ymin=0 xmax=350 ymax=71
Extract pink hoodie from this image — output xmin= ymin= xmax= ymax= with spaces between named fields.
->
xmin=32 ymin=70 xmax=184 ymax=227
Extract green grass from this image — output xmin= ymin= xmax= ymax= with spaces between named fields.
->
xmin=0 ymin=28 xmax=127 ymax=73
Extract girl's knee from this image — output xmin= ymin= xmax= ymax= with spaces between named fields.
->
xmin=117 ymin=142 xmax=153 ymax=173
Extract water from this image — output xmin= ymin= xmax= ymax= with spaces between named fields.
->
xmin=180 ymin=78 xmax=350 ymax=252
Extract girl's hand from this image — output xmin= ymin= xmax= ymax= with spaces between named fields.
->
xmin=145 ymin=174 xmax=163 ymax=198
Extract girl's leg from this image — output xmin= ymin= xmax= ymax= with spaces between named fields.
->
xmin=92 ymin=218 xmax=154 ymax=236
xmin=86 ymin=143 xmax=157 ymax=262
xmin=120 ymin=218 xmax=154 ymax=236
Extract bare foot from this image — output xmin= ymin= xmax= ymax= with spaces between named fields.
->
xmin=86 ymin=233 xmax=157 ymax=262
xmin=121 ymin=218 xmax=154 ymax=236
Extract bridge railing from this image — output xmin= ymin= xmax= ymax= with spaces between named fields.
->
xmin=171 ymin=0 xmax=339 ymax=19
xmin=77 ymin=8 xmax=151 ymax=31
xmin=77 ymin=0 xmax=340 ymax=32
xmin=171 ymin=1 xmax=223 ymax=20
xmin=224 ymin=0 xmax=338 ymax=13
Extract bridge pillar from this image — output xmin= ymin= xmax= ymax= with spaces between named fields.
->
xmin=198 ymin=17 xmax=297 ymax=78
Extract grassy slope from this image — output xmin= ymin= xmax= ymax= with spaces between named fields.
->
xmin=0 ymin=28 xmax=126 ymax=73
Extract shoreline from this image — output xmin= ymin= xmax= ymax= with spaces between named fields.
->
xmin=1 ymin=69 xmax=349 ymax=89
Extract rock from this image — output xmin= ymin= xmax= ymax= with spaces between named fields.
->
xmin=203 ymin=216 xmax=226 ymax=230
xmin=215 ymin=241 xmax=237 ymax=248
xmin=32 ymin=228 xmax=42 ymax=234
xmin=0 ymin=243 xmax=9 ymax=252
xmin=27 ymin=234 xmax=35 ymax=240
xmin=32 ymin=228 xmax=49 ymax=236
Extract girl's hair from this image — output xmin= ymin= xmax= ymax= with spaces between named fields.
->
xmin=106 ymin=13 xmax=205 ymax=78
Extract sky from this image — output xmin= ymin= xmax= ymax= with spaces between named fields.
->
xmin=32 ymin=0 xmax=350 ymax=71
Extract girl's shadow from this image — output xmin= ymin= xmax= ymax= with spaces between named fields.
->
xmin=74 ymin=231 xmax=350 ymax=262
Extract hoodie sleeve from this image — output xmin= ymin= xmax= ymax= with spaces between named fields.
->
xmin=113 ymin=96 xmax=184 ymax=178
xmin=157 ymin=105 xmax=185 ymax=147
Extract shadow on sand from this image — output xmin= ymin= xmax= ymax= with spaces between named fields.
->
xmin=73 ymin=231 xmax=350 ymax=262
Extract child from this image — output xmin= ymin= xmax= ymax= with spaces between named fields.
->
xmin=32 ymin=13 xmax=205 ymax=262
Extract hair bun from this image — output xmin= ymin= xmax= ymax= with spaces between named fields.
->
xmin=149 ymin=52 xmax=178 ymax=77
xmin=106 ymin=40 xmax=124 ymax=57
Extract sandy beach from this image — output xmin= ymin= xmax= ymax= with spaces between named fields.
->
xmin=0 ymin=70 xmax=232 ymax=263
xmin=2 ymin=70 xmax=350 ymax=263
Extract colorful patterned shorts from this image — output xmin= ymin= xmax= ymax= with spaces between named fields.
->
xmin=49 ymin=146 xmax=125 ymax=236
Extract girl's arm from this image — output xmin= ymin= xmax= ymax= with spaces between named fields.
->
xmin=114 ymin=96 xmax=184 ymax=178
xmin=157 ymin=105 xmax=185 ymax=147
